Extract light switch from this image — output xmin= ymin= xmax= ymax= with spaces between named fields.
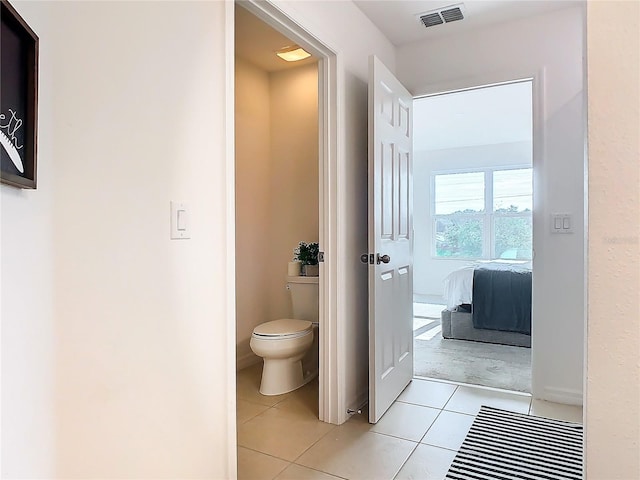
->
xmin=554 ymin=217 xmax=562 ymax=230
xmin=171 ymin=201 xmax=190 ymax=239
xmin=551 ymin=213 xmax=573 ymax=234
xmin=177 ymin=209 xmax=187 ymax=231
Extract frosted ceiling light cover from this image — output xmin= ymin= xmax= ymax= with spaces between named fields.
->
xmin=275 ymin=46 xmax=311 ymax=62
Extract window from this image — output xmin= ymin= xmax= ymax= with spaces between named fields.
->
xmin=433 ymin=168 xmax=532 ymax=259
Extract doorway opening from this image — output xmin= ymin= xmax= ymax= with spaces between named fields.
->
xmin=412 ymin=80 xmax=534 ymax=393
xmin=234 ymin=0 xmax=321 ymax=408
xmin=231 ymin=0 xmax=342 ymax=428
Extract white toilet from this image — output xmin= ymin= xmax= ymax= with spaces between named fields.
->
xmin=250 ymin=275 xmax=319 ymax=395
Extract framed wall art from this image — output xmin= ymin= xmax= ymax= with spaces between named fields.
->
xmin=1 ymin=0 xmax=38 ymax=189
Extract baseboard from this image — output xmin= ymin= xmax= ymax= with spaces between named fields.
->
xmin=540 ymin=386 xmax=583 ymax=406
xmin=236 ymin=350 xmax=260 ymax=371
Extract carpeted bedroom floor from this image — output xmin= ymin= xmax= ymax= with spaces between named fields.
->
xmin=414 ymin=302 xmax=532 ymax=393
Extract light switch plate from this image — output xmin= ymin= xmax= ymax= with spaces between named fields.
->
xmin=171 ymin=201 xmax=190 ymax=239
xmin=551 ymin=213 xmax=573 ymax=234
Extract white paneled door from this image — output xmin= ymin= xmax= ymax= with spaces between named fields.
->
xmin=368 ymin=56 xmax=414 ymax=423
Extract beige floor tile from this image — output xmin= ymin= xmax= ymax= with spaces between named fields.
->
xmin=370 ymin=402 xmax=440 ymax=442
xmin=397 ymin=378 xmax=457 ymax=409
xmin=238 ymin=405 xmax=335 ymax=462
xmin=276 ymin=464 xmax=343 ymax=480
xmin=529 ymin=399 xmax=583 ymax=423
xmin=420 ymin=410 xmax=474 ymax=451
xmin=237 ymin=364 xmax=291 ymax=407
xmin=275 ymin=379 xmax=319 ymax=419
xmin=237 ymin=446 xmax=290 ymax=480
xmin=238 ymin=363 xmax=264 ymax=387
xmin=444 ymin=385 xmax=531 ymax=415
xmin=237 ymin=399 xmax=271 ymax=425
xmin=296 ymin=416 xmax=417 ymax=480
xmin=394 ymin=444 xmax=456 ymax=480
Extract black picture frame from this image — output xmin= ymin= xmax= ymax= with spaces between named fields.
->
xmin=1 ymin=0 xmax=38 ymax=189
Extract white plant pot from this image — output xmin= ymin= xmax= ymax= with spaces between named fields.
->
xmin=288 ymin=261 xmax=302 ymax=276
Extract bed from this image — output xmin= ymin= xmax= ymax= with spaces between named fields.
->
xmin=441 ymin=261 xmax=532 ymax=347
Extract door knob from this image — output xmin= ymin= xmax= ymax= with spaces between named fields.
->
xmin=377 ymin=254 xmax=390 ymax=264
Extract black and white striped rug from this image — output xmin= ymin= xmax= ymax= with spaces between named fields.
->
xmin=446 ymin=406 xmax=583 ymax=480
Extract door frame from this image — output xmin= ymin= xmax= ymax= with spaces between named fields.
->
xmin=412 ymin=69 xmax=546 ymax=397
xmin=225 ymin=0 xmax=343 ymax=455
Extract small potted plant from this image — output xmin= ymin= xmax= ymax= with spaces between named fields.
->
xmin=293 ymin=241 xmax=319 ymax=276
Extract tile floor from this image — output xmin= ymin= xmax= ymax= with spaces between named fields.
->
xmin=237 ymin=363 xmax=583 ymax=480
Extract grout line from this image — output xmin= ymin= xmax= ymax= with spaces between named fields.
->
xmin=441 ymin=384 xmax=459 ymax=411
xmin=290 ymin=462 xmax=349 ymax=480
xmin=288 ymin=420 xmax=338 ymax=465
xmin=417 ymin=407 xmax=446 ymax=444
xmin=419 ymin=440 xmax=461 ymax=453
xmin=391 ymin=441 xmax=420 ymax=480
xmin=394 ymin=398 xmax=446 ymax=410
xmin=236 ymin=395 xmax=283 ymax=408
xmin=367 ymin=429 xmax=422 ymax=444
xmin=236 ymin=396 xmax=275 ymax=406
xmin=440 ymin=410 xmax=476 ymax=417
xmin=237 ymin=445 xmax=294 ymax=465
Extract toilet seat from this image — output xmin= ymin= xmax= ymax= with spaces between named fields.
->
xmin=252 ymin=319 xmax=312 ymax=339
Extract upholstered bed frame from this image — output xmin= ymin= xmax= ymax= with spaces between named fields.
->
xmin=441 ymin=307 xmax=531 ymax=348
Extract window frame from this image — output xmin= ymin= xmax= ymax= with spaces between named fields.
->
xmin=431 ymin=165 xmax=532 ymax=260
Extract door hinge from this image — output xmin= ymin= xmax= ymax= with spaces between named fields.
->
xmin=360 ymin=253 xmax=375 ymax=264
xmin=318 ymin=251 xmax=325 ymax=263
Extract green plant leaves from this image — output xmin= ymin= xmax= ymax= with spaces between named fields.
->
xmin=293 ymin=241 xmax=319 ymax=265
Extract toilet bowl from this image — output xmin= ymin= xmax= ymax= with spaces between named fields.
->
xmin=250 ymin=275 xmax=319 ymax=396
xmin=250 ymin=319 xmax=314 ymax=395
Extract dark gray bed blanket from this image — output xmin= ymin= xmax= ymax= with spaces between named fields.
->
xmin=472 ymin=268 xmax=532 ymax=335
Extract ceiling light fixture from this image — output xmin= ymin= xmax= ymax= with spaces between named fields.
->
xmin=275 ymin=45 xmax=311 ymax=62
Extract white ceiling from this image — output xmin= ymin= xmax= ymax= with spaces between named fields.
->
xmin=414 ymin=80 xmax=532 ymax=151
xmin=353 ymin=0 xmax=581 ymax=46
xmin=235 ymin=5 xmax=318 ymax=72
xmin=235 ymin=1 xmax=581 ymax=71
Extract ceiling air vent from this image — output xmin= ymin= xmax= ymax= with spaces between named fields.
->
xmin=441 ymin=6 xmax=464 ymax=23
xmin=417 ymin=4 xmax=465 ymax=29
xmin=420 ymin=12 xmax=444 ymax=28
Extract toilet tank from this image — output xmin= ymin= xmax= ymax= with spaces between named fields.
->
xmin=286 ymin=275 xmax=319 ymax=323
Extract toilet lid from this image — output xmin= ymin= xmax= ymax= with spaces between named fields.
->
xmin=253 ymin=319 xmax=312 ymax=338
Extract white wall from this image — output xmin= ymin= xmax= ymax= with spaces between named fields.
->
xmin=1 ymin=2 xmax=55 ymax=476
xmin=235 ymin=58 xmax=318 ymax=369
xmin=414 ymin=141 xmax=532 ymax=297
xmin=268 ymin=64 xmax=319 ymax=320
xmin=398 ymin=6 xmax=585 ymax=404
xmin=235 ymin=57 xmax=272 ymax=368
xmin=0 ymin=0 xmax=394 ymax=472
xmin=1 ymin=0 xmax=638 ymax=477
xmin=52 ymin=2 xmax=233 ymax=476
xmin=2 ymin=1 xmax=234 ymax=478
xmin=586 ymin=1 xmax=640 ymax=478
